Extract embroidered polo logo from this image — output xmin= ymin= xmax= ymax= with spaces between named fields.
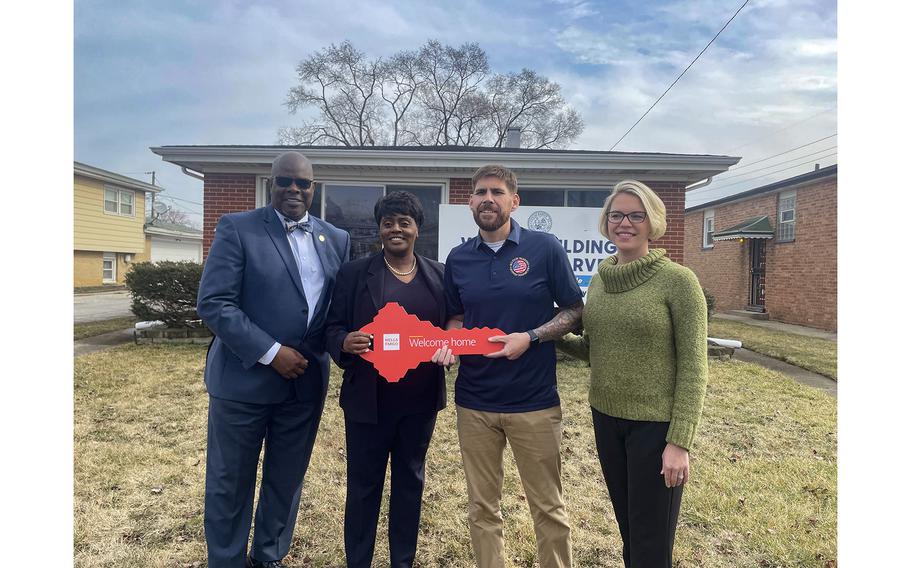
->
xmin=509 ymin=257 xmax=530 ymax=276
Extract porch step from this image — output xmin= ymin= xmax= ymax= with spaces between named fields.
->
xmin=725 ymin=310 xmax=770 ymax=321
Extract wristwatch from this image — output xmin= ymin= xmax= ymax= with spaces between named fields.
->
xmin=527 ymin=330 xmax=540 ymax=345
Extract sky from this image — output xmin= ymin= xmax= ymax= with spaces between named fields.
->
xmin=9 ymin=3 xmax=910 ymax=562
xmin=74 ymin=0 xmax=837 ymax=224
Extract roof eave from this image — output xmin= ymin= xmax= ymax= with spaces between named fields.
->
xmin=144 ymin=225 xmax=203 ymax=239
xmin=74 ymin=161 xmax=163 ymax=193
xmin=150 ymin=146 xmax=740 ymax=184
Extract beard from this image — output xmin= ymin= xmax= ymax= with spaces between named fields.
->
xmin=473 ymin=206 xmax=510 ymax=232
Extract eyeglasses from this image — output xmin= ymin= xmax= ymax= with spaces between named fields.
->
xmin=606 ymin=210 xmax=647 ymax=224
xmin=274 ymin=176 xmax=313 ymax=189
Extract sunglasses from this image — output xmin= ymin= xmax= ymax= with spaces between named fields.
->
xmin=274 ymin=176 xmax=314 ymax=189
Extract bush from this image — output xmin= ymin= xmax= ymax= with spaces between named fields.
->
xmin=125 ymin=261 xmax=204 ymax=327
xmin=703 ymin=286 xmax=717 ymax=320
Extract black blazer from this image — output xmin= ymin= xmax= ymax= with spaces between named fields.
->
xmin=326 ymin=252 xmax=448 ymax=424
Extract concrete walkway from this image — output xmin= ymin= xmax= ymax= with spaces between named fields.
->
xmin=733 ymin=348 xmax=836 ymax=397
xmin=714 ymin=313 xmax=836 ymax=341
xmin=74 ymin=328 xmax=135 ymax=357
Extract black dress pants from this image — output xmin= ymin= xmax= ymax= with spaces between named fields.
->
xmin=591 ymin=407 xmax=683 ymax=568
xmin=344 ymin=411 xmax=438 ymax=568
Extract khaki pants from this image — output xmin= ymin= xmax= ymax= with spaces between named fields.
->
xmin=456 ymin=404 xmax=572 ymax=568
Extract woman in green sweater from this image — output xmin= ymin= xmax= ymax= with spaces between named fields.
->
xmin=558 ymin=180 xmax=708 ymax=568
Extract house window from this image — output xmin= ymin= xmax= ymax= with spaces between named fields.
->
xmin=517 ymin=187 xmax=612 ymax=208
xmin=778 ymin=190 xmax=796 ymax=242
xmin=567 ymin=189 xmax=612 ymax=208
xmin=103 ymin=186 xmax=136 ymax=217
xmin=703 ymin=209 xmax=715 ymax=248
xmin=102 ymin=253 xmax=117 ymax=283
xmin=518 ymin=188 xmax=565 ymax=206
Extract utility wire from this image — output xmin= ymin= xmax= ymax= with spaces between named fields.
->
xmin=158 ymin=194 xmax=204 ymax=207
xmin=724 ymin=105 xmax=836 ymax=154
xmin=610 ymin=0 xmax=751 ymax=150
xmin=687 ymin=153 xmax=837 ymax=205
xmin=725 ymin=133 xmax=837 ymax=171
xmin=157 ymin=196 xmax=202 ymax=215
xmin=706 ymin=145 xmax=837 ymax=183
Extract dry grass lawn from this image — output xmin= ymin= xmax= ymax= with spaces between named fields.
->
xmin=708 ymin=319 xmax=837 ymax=380
xmin=74 ymin=345 xmax=836 ymax=567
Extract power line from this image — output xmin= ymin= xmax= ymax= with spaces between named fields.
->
xmin=157 ymin=196 xmax=202 ymax=215
xmin=158 ymin=194 xmax=203 ymax=207
xmin=610 ymin=0 xmax=751 ymax=150
xmin=724 ymin=105 xmax=836 ymax=154
xmin=725 ymin=133 xmax=836 ymax=171
xmin=708 ymin=145 xmax=836 ymax=183
xmin=687 ymin=153 xmax=837 ymax=205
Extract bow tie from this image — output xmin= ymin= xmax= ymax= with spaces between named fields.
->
xmin=285 ymin=219 xmax=312 ymax=234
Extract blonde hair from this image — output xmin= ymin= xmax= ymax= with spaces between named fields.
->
xmin=598 ymin=179 xmax=667 ymax=241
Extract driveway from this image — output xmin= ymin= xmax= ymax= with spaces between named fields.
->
xmin=74 ymin=291 xmax=133 ymax=323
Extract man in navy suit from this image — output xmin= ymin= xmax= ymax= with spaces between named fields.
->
xmin=197 ymin=151 xmax=351 ymax=568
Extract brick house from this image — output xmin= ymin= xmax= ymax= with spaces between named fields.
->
xmin=151 ymin=145 xmax=738 ymax=266
xmin=684 ymin=165 xmax=837 ymax=331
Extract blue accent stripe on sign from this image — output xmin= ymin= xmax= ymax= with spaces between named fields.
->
xmin=576 ymin=275 xmax=592 ymax=287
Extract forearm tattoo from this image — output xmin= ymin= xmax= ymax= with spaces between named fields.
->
xmin=533 ymin=301 xmax=584 ymax=342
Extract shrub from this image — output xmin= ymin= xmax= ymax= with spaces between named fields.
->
xmin=703 ymin=286 xmax=717 ymax=320
xmin=125 ymin=261 xmax=204 ymax=327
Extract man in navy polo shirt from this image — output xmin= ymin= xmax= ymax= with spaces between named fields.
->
xmin=434 ymin=164 xmax=583 ymax=568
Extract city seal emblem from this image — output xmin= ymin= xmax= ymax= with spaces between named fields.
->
xmin=527 ymin=210 xmax=553 ymax=232
xmin=509 ymin=257 xmax=530 ymax=277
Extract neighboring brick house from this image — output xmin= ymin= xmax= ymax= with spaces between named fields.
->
xmin=74 ymin=162 xmax=161 ymax=287
xmin=684 ymin=165 xmax=837 ymax=331
xmin=150 ymin=145 xmax=738 ymax=265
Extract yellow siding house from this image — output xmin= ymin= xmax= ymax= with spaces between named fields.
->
xmin=74 ymin=161 xmax=162 ymax=287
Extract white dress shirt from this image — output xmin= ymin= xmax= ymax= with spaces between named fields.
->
xmin=258 ymin=210 xmax=326 ymax=365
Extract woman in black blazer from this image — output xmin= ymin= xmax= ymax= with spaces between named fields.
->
xmin=325 ymin=191 xmax=447 ymax=568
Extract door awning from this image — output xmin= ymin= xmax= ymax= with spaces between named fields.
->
xmin=713 ymin=215 xmax=774 ymax=241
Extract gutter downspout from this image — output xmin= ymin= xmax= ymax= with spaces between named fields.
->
xmin=181 ymin=166 xmax=205 ymax=181
xmin=686 ymin=176 xmax=713 ymax=191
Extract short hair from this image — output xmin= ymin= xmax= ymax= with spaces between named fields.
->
xmin=598 ymin=180 xmax=667 ymax=241
xmin=472 ymin=164 xmax=518 ymax=193
xmin=374 ymin=191 xmax=425 ymax=227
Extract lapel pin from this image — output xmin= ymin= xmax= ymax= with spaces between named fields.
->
xmin=318 ymin=234 xmax=325 ymax=242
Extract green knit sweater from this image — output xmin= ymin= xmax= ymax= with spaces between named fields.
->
xmin=558 ymin=249 xmax=708 ymax=450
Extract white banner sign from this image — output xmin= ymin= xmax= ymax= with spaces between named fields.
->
xmin=437 ymin=204 xmax=617 ymax=297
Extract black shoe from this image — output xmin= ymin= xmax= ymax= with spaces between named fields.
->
xmin=246 ymin=555 xmax=286 ymax=568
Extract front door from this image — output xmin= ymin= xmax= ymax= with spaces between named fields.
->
xmin=747 ymin=239 xmax=766 ymax=312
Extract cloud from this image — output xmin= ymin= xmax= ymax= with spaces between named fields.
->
xmin=74 ymin=0 xmax=837 ymax=213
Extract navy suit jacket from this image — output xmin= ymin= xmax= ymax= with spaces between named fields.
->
xmin=197 ymin=206 xmax=351 ymax=404
xmin=325 ymin=252 xmax=447 ymax=424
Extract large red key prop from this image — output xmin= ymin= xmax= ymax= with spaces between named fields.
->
xmin=359 ymin=302 xmax=505 ymax=383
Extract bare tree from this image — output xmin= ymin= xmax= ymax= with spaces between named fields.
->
xmin=486 ymin=69 xmax=583 ymax=149
xmin=379 ymin=49 xmax=424 ymax=146
xmin=279 ymin=40 xmax=584 ymax=149
xmin=284 ymin=41 xmax=384 ymax=145
xmin=151 ymin=205 xmax=200 ymax=229
xmin=412 ymin=41 xmax=489 ymax=145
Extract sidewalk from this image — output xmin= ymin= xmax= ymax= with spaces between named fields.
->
xmin=714 ymin=313 xmax=836 ymax=341
xmin=733 ymin=348 xmax=836 ymax=398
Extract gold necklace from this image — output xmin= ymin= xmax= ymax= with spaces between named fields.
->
xmin=384 ymin=255 xmax=417 ymax=276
